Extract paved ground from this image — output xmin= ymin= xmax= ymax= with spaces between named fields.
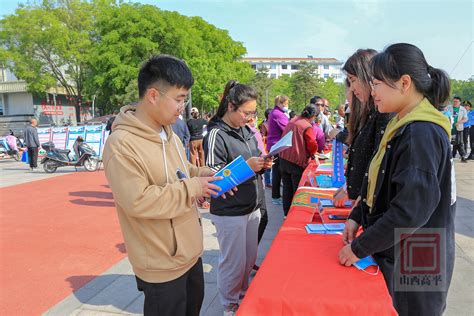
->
xmin=0 ymin=158 xmax=473 ymax=315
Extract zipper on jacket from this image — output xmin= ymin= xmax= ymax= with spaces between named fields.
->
xmin=229 ymin=129 xmax=260 ymax=212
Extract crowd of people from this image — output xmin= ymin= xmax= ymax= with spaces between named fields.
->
xmin=102 ymin=43 xmax=471 ymax=316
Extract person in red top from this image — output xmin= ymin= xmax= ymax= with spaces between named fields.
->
xmin=279 ymin=104 xmax=319 ymax=217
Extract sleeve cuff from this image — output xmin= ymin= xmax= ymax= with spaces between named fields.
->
xmin=351 ymin=238 xmax=370 ymax=259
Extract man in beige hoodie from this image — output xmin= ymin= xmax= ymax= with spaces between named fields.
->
xmin=103 ymin=55 xmax=223 ymax=316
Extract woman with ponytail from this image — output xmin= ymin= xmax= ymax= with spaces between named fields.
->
xmin=204 ymin=80 xmax=272 ymax=315
xmin=339 ymin=43 xmax=455 ymax=316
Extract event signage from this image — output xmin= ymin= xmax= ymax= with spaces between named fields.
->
xmin=67 ymin=126 xmax=86 ymax=152
xmin=51 ymin=126 xmax=68 ymax=150
xmin=85 ymin=125 xmax=105 ymax=157
xmin=332 ymin=139 xmax=345 ymax=187
xmin=37 ymin=127 xmax=52 ymax=147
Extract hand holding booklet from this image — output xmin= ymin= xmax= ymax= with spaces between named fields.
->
xmin=210 ymin=155 xmax=255 ymax=198
xmin=264 ymin=130 xmax=293 ymax=158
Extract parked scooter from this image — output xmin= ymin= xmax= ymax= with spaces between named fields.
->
xmin=41 ymin=137 xmax=100 ymax=173
xmin=0 ymin=131 xmax=23 ymax=161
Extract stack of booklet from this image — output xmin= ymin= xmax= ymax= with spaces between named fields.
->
xmin=305 ymin=223 xmax=345 ymax=234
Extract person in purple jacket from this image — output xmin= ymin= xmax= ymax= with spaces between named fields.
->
xmin=267 ymin=95 xmax=290 ymax=205
xmin=312 ymin=114 xmax=326 ymax=153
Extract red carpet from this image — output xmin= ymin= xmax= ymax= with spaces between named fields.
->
xmin=0 ymin=171 xmax=126 ymax=315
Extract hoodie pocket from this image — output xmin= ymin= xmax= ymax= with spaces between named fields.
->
xmin=144 ymin=211 xmax=203 ymax=271
xmin=170 ymin=211 xmax=203 ymax=265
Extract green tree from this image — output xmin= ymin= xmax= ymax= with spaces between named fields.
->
xmin=288 ymin=62 xmax=322 ymax=112
xmin=249 ymin=68 xmax=272 ymax=114
xmin=450 ymin=79 xmax=474 ymax=103
xmin=0 ymin=0 xmax=94 ymax=120
xmin=89 ymin=3 xmax=253 ymax=114
xmin=317 ymin=77 xmax=346 ymax=110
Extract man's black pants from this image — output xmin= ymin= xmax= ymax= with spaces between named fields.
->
xmin=136 ymin=258 xmax=204 ymax=316
xmin=280 ymin=158 xmax=305 ymax=216
xmin=271 ymin=156 xmax=282 ymax=199
xmin=452 ymin=130 xmax=466 ymax=158
xmin=27 ymin=147 xmax=39 ymax=168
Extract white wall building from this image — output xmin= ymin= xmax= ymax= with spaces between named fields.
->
xmin=242 ymin=57 xmax=344 ymax=83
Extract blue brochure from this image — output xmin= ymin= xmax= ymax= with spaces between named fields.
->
xmin=305 ymin=223 xmax=345 ymax=234
xmin=211 ymin=155 xmax=255 ymax=198
xmin=265 ymin=131 xmax=293 ymax=158
xmin=316 ymin=175 xmax=334 ymax=188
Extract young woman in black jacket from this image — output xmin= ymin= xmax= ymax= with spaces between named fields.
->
xmin=339 ymin=43 xmax=455 ymax=316
xmin=204 ymin=80 xmax=272 ymax=314
xmin=333 ymin=49 xmax=394 ymax=207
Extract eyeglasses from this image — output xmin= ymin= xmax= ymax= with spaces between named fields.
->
xmin=315 ymin=103 xmax=324 ymax=106
xmin=159 ymin=91 xmax=189 ymax=108
xmin=150 ymin=87 xmax=189 ymax=108
xmin=236 ymin=108 xmax=257 ymax=118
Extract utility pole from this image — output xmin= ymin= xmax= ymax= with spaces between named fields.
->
xmin=92 ymin=94 xmax=96 ymax=118
xmin=53 ymin=92 xmax=58 ymax=126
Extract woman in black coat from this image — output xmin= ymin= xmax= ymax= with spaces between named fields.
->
xmin=339 ymin=43 xmax=455 ymax=316
xmin=333 ymin=49 xmax=393 ymax=207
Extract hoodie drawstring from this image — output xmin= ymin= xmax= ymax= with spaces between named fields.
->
xmin=162 ymin=139 xmax=169 ymax=184
xmin=173 ymin=136 xmax=190 ymax=178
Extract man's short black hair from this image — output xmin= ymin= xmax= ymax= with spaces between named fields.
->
xmin=453 ymin=96 xmax=462 ymax=101
xmin=138 ymin=54 xmax=194 ymax=98
xmin=310 ymin=95 xmax=323 ymax=104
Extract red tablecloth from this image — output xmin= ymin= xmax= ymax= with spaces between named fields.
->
xmin=237 ymin=186 xmax=397 ymax=315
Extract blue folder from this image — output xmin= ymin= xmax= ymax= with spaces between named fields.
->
xmin=211 ymin=155 xmax=255 ymax=198
xmin=316 ymin=175 xmax=334 ymax=188
xmin=305 ymin=223 xmax=345 ymax=234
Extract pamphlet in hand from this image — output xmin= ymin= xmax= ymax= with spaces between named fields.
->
xmin=264 ymin=130 xmax=293 ymax=158
xmin=210 ymin=155 xmax=256 ymax=198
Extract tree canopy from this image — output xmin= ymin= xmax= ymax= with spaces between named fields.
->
xmin=1 ymin=0 xmax=254 ymax=116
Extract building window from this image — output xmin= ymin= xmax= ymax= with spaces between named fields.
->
xmin=271 ymin=64 xmax=276 ymax=70
xmin=324 ymin=65 xmax=330 ymax=70
xmin=282 ymin=64 xmax=288 ymax=70
xmin=324 ymin=74 xmax=329 ymax=79
xmin=0 ymin=95 xmax=4 ymax=115
xmin=270 ymin=74 xmax=277 ymax=79
xmin=251 ymin=64 xmax=256 ymax=70
xmin=291 ymin=64 xmax=299 ymax=70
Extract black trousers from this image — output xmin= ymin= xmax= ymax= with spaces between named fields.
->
xmin=462 ymin=126 xmax=470 ymax=153
xmin=271 ymin=156 xmax=282 ymax=199
xmin=256 ymin=174 xmax=268 ymax=244
xmin=452 ymin=130 xmax=466 ymax=158
xmin=470 ymin=126 xmax=474 ymax=156
xmin=280 ymin=158 xmax=305 ymax=216
xmin=27 ymin=147 xmax=39 ymax=168
xmin=136 ymin=258 xmax=204 ymax=316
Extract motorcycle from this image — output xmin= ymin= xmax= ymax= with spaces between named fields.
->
xmin=40 ymin=140 xmax=100 ymax=173
xmin=0 ymin=132 xmax=23 ymax=161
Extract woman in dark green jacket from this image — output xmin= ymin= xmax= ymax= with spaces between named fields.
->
xmin=338 ymin=43 xmax=455 ymax=316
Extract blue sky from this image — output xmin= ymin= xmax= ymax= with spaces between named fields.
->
xmin=2 ymin=0 xmax=473 ymax=80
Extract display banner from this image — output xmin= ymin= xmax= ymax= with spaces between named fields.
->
xmin=332 ymin=139 xmax=345 ymax=188
xmin=85 ymin=125 xmax=104 ymax=156
xmin=67 ymin=126 xmax=86 ymax=152
xmin=51 ymin=126 xmax=69 ymax=150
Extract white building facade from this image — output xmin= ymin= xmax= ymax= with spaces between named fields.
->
xmin=243 ymin=57 xmax=344 ymax=83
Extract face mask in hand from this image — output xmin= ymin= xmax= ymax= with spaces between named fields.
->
xmin=353 ymin=256 xmax=379 ymax=275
